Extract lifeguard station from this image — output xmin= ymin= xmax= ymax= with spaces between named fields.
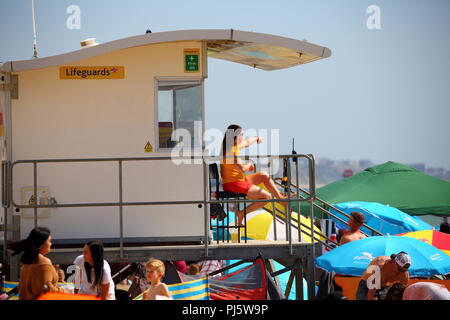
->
xmin=0 ymin=29 xmax=339 ymax=299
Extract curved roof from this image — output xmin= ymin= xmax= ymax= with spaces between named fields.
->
xmin=0 ymin=29 xmax=331 ymax=72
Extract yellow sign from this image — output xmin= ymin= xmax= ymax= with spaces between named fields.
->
xmin=60 ymin=66 xmax=125 ymax=79
xmin=144 ymin=142 xmax=153 ymax=153
xmin=28 ymin=195 xmax=36 ymax=206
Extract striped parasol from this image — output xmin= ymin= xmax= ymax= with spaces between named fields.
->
xmin=397 ymin=230 xmax=450 ymax=256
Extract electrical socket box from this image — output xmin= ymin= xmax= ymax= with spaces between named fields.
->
xmin=20 ymin=186 xmax=51 ymax=219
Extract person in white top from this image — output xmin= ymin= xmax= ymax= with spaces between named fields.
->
xmin=74 ymin=240 xmax=115 ymax=300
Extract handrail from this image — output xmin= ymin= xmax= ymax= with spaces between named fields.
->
xmin=2 ymin=161 xmax=10 ymax=208
xmin=274 ymin=178 xmax=383 ymax=237
xmin=9 ymin=153 xmax=320 ymax=259
xmin=261 ymin=206 xmax=336 ymax=249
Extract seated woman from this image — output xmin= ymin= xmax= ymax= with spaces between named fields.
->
xmin=73 ymin=240 xmax=116 ymax=300
xmin=7 ymin=227 xmax=67 ymax=300
xmin=220 ymin=124 xmax=293 ymax=226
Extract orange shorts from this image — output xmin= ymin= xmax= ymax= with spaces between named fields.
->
xmin=222 ymin=179 xmax=253 ymax=194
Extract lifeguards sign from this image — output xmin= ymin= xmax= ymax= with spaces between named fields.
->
xmin=60 ymin=66 xmax=125 ymax=79
xmin=184 ymin=49 xmax=200 ymax=73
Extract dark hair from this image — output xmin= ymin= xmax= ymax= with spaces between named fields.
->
xmin=440 ymin=222 xmax=450 ymax=234
xmin=7 ymin=227 xmax=51 ymax=264
xmin=350 ymin=211 xmax=365 ymax=225
xmin=84 ymin=241 xmax=105 ymax=290
xmin=384 ymin=283 xmax=407 ymax=300
xmin=221 ymin=124 xmax=242 ymax=163
xmin=188 ymin=263 xmax=201 ymax=275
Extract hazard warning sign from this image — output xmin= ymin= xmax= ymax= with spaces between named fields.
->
xmin=144 ymin=142 xmax=153 ymax=153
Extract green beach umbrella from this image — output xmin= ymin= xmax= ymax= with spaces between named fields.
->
xmin=293 ymin=161 xmax=450 ymax=219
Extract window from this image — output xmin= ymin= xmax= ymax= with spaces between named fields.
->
xmin=156 ymin=80 xmax=203 ymax=149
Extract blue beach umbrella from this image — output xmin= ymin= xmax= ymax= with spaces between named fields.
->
xmin=329 ymin=201 xmax=432 ymax=236
xmin=316 ymin=236 xmax=450 ymax=277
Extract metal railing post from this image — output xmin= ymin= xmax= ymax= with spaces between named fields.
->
xmin=118 ymin=160 xmax=124 ymax=259
xmin=307 ymin=154 xmax=316 ymax=299
xmin=202 ymin=156 xmax=209 ymax=257
xmin=33 ymin=162 xmax=38 ymax=228
xmin=295 ymin=155 xmax=301 ymax=243
xmin=286 ymin=156 xmax=292 ymax=255
xmin=2 ymin=161 xmax=10 ymax=264
xmin=269 ymin=158 xmax=277 ymax=241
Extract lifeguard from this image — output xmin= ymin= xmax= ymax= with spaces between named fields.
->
xmin=220 ymin=124 xmax=294 ymax=226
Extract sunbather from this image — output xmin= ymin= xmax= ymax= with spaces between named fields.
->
xmin=339 ymin=211 xmax=367 ymax=245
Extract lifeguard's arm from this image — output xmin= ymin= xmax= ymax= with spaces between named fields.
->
xmin=232 ymin=138 xmax=262 ymax=172
xmin=224 ymin=147 xmax=253 ymax=172
xmin=239 ymin=137 xmax=262 ymax=149
xmin=233 ymin=158 xmax=253 ymax=173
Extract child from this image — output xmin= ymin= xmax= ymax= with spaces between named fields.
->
xmin=143 ymin=259 xmax=172 ymax=300
xmin=187 ymin=263 xmax=201 ymax=275
xmin=53 ymin=264 xmax=65 ymax=282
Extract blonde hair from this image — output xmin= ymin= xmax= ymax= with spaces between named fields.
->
xmin=145 ymin=258 xmax=165 ymax=276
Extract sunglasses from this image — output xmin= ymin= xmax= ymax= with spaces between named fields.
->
xmin=396 ymin=262 xmax=410 ymax=272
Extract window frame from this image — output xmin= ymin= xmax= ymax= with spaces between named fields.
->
xmin=154 ymin=77 xmax=205 ymax=152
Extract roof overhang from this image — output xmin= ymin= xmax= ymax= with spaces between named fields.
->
xmin=0 ymin=29 xmax=331 ymax=72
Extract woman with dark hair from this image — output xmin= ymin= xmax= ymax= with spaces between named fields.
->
xmin=73 ymin=240 xmax=115 ymax=300
xmin=7 ymin=226 xmax=64 ymax=299
xmin=220 ymin=124 xmax=294 ymax=226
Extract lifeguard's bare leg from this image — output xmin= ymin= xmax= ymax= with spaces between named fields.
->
xmin=235 ymin=186 xmax=271 ymax=226
xmin=246 ymin=172 xmax=296 ymax=206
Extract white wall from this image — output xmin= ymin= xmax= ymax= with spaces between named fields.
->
xmin=11 ymin=41 xmax=208 ymax=241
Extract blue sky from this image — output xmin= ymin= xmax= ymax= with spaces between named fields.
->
xmin=1 ymin=0 xmax=449 ymax=169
